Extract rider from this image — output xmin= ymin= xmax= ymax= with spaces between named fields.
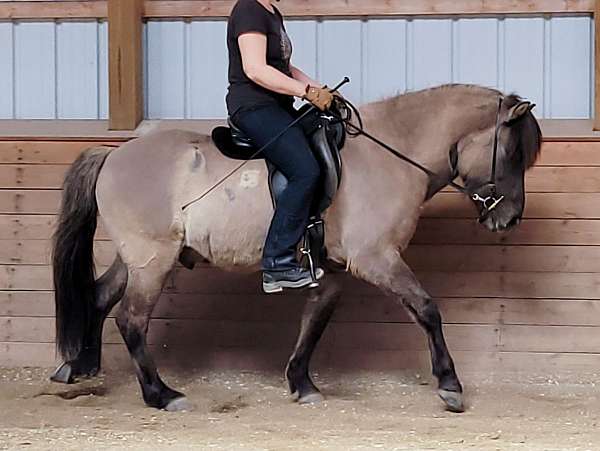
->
xmin=226 ymin=0 xmax=334 ymax=293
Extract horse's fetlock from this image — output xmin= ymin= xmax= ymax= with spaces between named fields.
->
xmin=286 ymin=358 xmax=303 ymax=378
xmin=436 ymin=369 xmax=462 ymax=393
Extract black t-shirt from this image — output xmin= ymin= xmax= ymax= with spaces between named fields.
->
xmin=226 ymin=0 xmax=295 ymax=117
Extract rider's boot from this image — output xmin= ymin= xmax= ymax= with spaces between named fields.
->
xmin=262 ymin=254 xmax=324 ymax=294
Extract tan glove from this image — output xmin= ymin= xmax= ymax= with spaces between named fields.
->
xmin=303 ymin=85 xmax=334 ymax=111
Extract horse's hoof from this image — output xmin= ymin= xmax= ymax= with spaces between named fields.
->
xmin=438 ymin=389 xmax=465 ymax=413
xmin=164 ymin=397 xmax=195 ymax=412
xmin=50 ymin=362 xmax=74 ymax=384
xmin=298 ymin=391 xmax=325 ymax=405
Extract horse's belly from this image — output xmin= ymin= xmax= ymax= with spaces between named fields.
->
xmin=182 ymin=166 xmax=273 ymax=268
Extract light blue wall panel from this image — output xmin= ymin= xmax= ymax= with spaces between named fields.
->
xmin=0 ymin=22 xmax=14 ymax=119
xmin=188 ymin=21 xmax=228 ymax=119
xmin=286 ymin=20 xmax=317 ymax=79
xmin=550 ymin=16 xmax=592 ymax=118
xmin=455 ymin=18 xmax=498 ymax=87
xmin=147 ymin=21 xmax=186 ymax=119
xmin=3 ymin=20 xmax=106 ymax=119
xmin=98 ymin=21 xmax=109 ymax=120
xmin=364 ymin=19 xmax=406 ymax=102
xmin=137 ymin=14 xmax=592 ymax=120
xmin=286 ymin=21 xmax=318 ymax=109
xmin=14 ymin=22 xmax=56 ymax=119
xmin=2 ymin=16 xmax=593 ymax=120
xmin=318 ymin=20 xmax=363 ymax=102
xmin=412 ymin=19 xmax=452 ymax=90
xmin=504 ymin=18 xmax=545 ymax=115
xmin=56 ymin=21 xmax=98 ymax=119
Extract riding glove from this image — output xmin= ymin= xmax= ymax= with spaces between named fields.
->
xmin=303 ymin=85 xmax=334 ymax=111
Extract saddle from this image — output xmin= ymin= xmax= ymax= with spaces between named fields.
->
xmin=211 ymin=105 xmax=346 ymax=271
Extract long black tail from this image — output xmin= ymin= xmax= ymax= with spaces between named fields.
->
xmin=53 ymin=147 xmax=112 ymax=362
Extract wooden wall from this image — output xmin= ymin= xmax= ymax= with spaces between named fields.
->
xmin=2 ymin=137 xmax=600 ymax=374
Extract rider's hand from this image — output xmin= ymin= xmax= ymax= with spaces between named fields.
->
xmin=303 ymin=85 xmax=334 ymax=111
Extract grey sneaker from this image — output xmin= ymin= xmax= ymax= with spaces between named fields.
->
xmin=262 ymin=267 xmax=325 ymax=294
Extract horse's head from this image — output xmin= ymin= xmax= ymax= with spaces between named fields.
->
xmin=456 ymin=95 xmax=542 ymax=232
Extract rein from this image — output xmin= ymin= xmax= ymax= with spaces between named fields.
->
xmin=182 ymin=77 xmax=506 ymax=222
xmin=332 ymin=94 xmax=505 ymax=221
xmin=181 ymin=79 xmax=352 ymax=211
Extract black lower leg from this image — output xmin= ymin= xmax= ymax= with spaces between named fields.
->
xmin=407 ymin=300 xmax=461 ymax=393
xmin=116 ymin=313 xmax=183 ymax=409
xmin=61 ymin=257 xmax=128 ymax=379
xmin=287 ymin=283 xmax=339 ymax=399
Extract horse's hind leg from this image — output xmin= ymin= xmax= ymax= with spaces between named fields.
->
xmin=354 ymin=252 xmax=464 ymax=413
xmin=286 ymin=280 xmax=341 ymax=404
xmin=115 ymin=246 xmax=191 ymax=411
xmin=51 ymin=255 xmax=128 ymax=383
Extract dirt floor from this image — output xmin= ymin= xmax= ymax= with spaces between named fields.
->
xmin=1 ymin=367 xmax=599 ymax=450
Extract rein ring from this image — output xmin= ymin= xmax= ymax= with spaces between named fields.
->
xmin=472 ymin=193 xmax=505 ymax=212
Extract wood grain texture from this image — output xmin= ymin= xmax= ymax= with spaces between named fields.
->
xmin=143 ymin=0 xmax=595 ymax=18
xmin=3 ymin=139 xmax=600 ymax=372
xmin=4 ymin=291 xmax=600 ymax=327
xmin=4 ymin=316 xmax=600 ymax=357
xmin=5 ymin=240 xmax=600 ymax=274
xmin=5 ymin=165 xmax=600 ymax=191
xmin=596 ymin=0 xmax=600 ymax=130
xmin=1 ymin=141 xmax=597 ymax=166
xmin=424 ymin=193 xmax=600 ymax=219
xmin=412 ymin=219 xmax=600 ymax=245
xmin=4 ymin=191 xmax=600 ymax=218
xmin=0 ymin=165 xmax=68 ymax=189
xmin=0 ymin=1 xmax=106 ymax=19
xmin=0 ymin=142 xmax=118 ymax=164
xmin=0 ymin=1 xmax=593 ymax=19
xmin=108 ymin=0 xmax=143 ymax=130
xmin=8 ymin=263 xmax=600 ymax=299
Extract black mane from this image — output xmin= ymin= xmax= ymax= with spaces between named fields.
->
xmin=504 ymin=94 xmax=543 ymax=170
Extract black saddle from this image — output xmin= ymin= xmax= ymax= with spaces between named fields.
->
xmin=211 ymin=106 xmax=345 ymax=216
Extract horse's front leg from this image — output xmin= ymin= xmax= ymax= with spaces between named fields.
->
xmin=354 ymin=250 xmax=464 ymax=413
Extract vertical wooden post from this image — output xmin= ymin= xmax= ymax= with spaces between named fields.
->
xmin=595 ymin=0 xmax=600 ymax=130
xmin=108 ymin=0 xmax=143 ymax=130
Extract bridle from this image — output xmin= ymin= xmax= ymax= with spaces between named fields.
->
xmin=469 ymin=97 xmax=505 ymax=221
xmin=332 ymin=91 xmax=506 ymax=223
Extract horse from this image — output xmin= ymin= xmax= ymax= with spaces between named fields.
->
xmin=50 ymin=84 xmax=542 ymax=413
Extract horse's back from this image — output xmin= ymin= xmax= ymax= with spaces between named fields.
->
xmin=96 ymin=128 xmax=272 ymax=269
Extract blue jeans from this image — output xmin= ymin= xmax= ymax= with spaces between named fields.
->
xmin=233 ymin=104 xmax=320 ymax=270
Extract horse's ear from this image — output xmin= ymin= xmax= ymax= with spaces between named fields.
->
xmin=505 ymin=101 xmax=533 ymax=124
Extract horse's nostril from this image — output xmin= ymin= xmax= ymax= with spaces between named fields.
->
xmin=507 ymin=216 xmax=521 ymax=228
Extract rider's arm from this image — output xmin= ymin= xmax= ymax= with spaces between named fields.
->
xmin=238 ymin=32 xmax=307 ymax=98
xmin=290 ymin=65 xmax=321 ymax=89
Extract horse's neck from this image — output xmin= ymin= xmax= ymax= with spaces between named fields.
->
xmin=359 ymin=90 xmax=497 ymax=186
